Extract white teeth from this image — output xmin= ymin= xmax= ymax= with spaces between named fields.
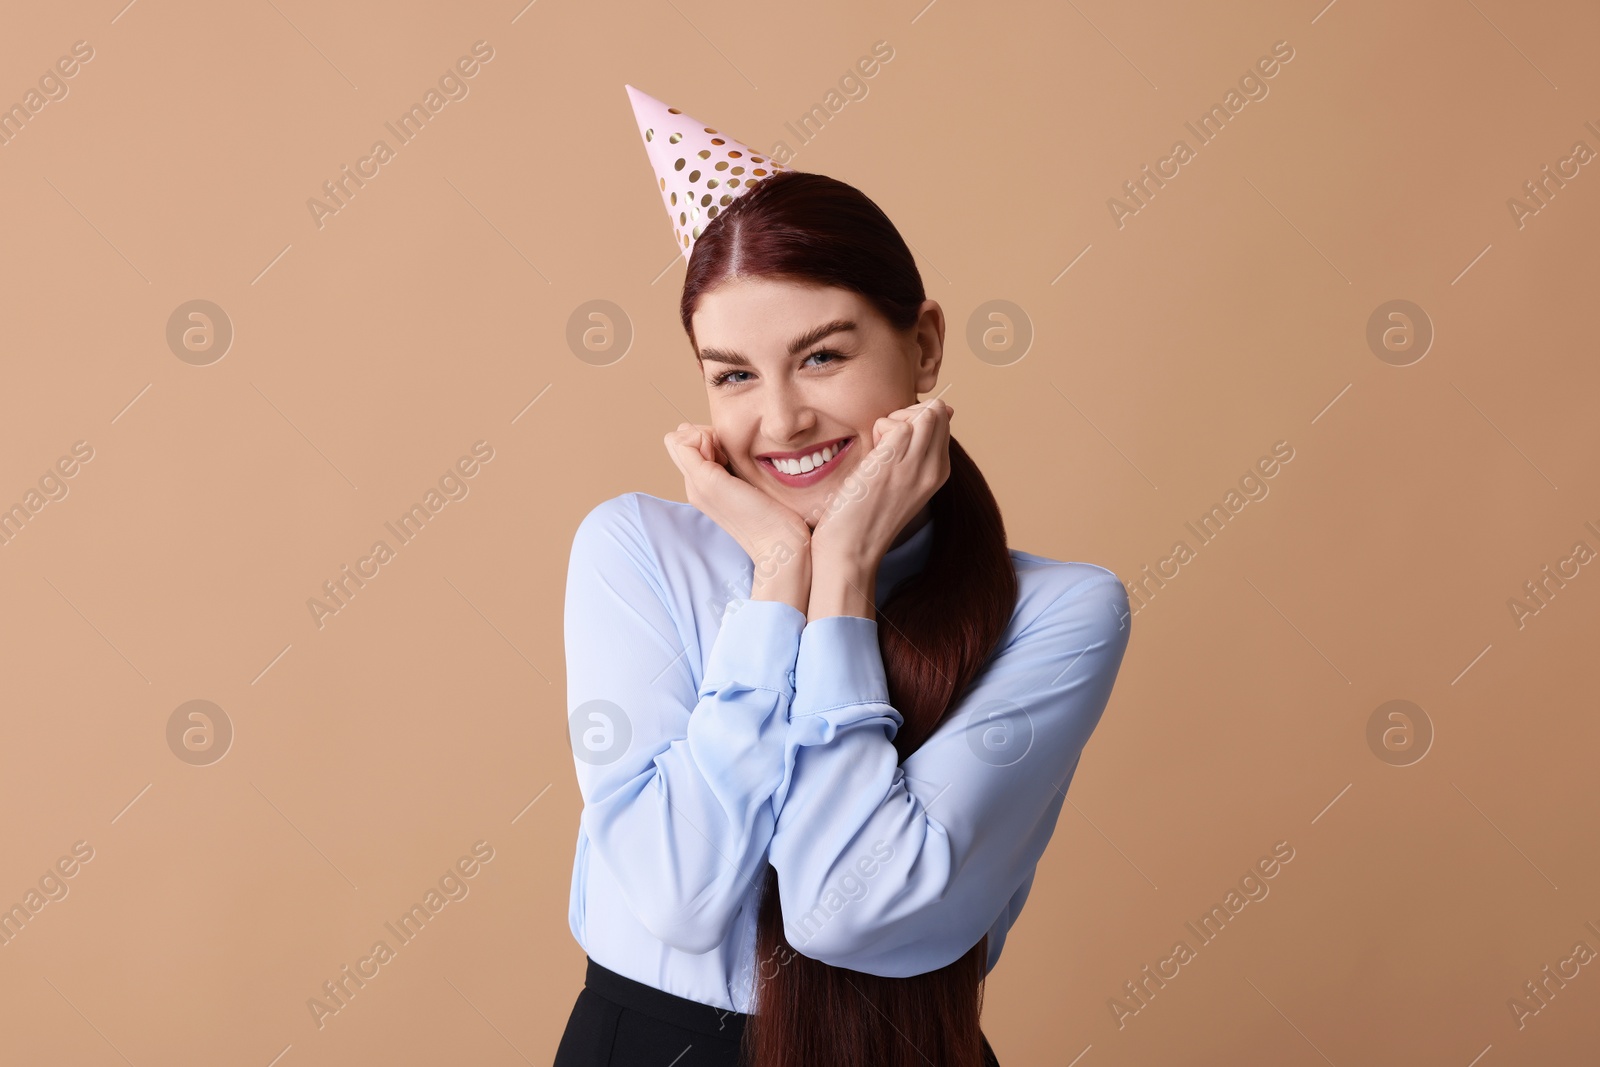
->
xmin=771 ymin=440 xmax=842 ymax=476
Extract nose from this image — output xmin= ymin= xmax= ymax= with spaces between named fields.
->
xmin=760 ymin=380 xmax=816 ymax=445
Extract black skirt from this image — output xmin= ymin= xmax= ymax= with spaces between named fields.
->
xmin=553 ymin=956 xmax=1001 ymax=1066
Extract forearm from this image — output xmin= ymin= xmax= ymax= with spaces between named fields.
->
xmin=567 ymin=496 xmax=808 ymax=953
xmin=807 ymin=552 xmax=879 ymax=623
xmin=750 ymin=537 xmax=813 ymax=616
xmin=769 ymin=570 xmax=1134 ymax=974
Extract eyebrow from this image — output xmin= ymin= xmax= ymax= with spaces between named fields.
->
xmin=698 ymin=319 xmax=858 ymax=367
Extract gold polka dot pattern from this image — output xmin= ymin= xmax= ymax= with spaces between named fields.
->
xmin=625 ymin=83 xmax=789 ymax=263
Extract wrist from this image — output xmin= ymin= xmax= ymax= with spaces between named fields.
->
xmin=811 ymin=542 xmax=883 ymax=580
xmin=749 ymin=537 xmax=811 ymax=616
xmin=807 ymin=552 xmax=879 ymax=623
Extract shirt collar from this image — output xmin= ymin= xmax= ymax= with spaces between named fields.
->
xmin=874 ymin=516 xmax=935 ymax=604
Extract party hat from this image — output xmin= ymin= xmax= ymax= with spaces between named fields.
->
xmin=625 ymin=84 xmax=789 ymax=262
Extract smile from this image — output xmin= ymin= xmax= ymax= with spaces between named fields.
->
xmin=758 ymin=437 xmax=853 ymax=486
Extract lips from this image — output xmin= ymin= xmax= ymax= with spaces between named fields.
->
xmin=756 ymin=435 xmax=853 ymax=462
xmin=758 ymin=436 xmax=853 ymax=486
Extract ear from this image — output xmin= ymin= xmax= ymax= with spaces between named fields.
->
xmin=911 ymin=300 xmax=944 ymax=394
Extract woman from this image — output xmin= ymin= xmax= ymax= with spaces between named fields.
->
xmin=556 ymin=165 xmax=1132 ymax=1066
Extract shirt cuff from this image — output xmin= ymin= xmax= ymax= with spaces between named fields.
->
xmin=791 ymin=615 xmax=893 ymax=718
xmin=698 ymin=598 xmax=806 ymax=698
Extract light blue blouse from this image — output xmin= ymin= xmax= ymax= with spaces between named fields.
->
xmin=563 ymin=491 xmax=1131 ymax=1014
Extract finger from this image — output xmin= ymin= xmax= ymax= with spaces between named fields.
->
xmin=909 ymin=397 xmax=953 ymax=465
xmin=705 ymin=427 xmax=730 ymax=466
xmin=926 ymin=403 xmax=954 ymax=487
xmin=664 ymin=435 xmax=692 ymax=476
xmin=665 ymin=431 xmax=709 ymax=477
xmin=668 ymin=429 xmax=738 ymax=489
xmin=887 ymin=399 xmax=951 ymax=430
xmin=700 ymin=426 xmax=728 ymax=466
xmin=665 ymin=425 xmax=696 ymax=455
xmin=872 ymin=413 xmax=914 ymax=460
xmin=929 ymin=400 xmax=953 ymax=470
xmin=904 ymin=398 xmax=937 ymax=465
xmin=909 ymin=402 xmax=952 ymax=446
xmin=678 ymin=423 xmax=716 ymax=464
xmin=884 ymin=400 xmax=941 ymax=436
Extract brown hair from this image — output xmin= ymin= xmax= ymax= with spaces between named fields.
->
xmin=680 ymin=169 xmax=1020 ymax=1067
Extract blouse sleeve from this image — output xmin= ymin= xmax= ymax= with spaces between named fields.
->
xmin=767 ymin=565 xmax=1131 ymax=976
xmin=564 ymin=494 xmax=806 ymax=954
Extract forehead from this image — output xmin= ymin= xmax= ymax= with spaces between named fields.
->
xmin=692 ymin=277 xmax=873 ymax=354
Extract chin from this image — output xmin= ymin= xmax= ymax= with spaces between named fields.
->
xmin=761 ymin=484 xmax=819 ymax=519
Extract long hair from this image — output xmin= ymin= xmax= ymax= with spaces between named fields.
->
xmin=680 ymin=169 xmax=1020 ymax=1067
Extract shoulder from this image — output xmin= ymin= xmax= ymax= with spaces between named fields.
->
xmin=565 ymin=494 xmax=741 ymax=638
xmin=1007 ymin=548 xmax=1131 ymax=643
xmin=569 ymin=491 xmax=725 ymax=565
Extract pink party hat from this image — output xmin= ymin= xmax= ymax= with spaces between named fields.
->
xmin=625 ymin=84 xmax=789 ymax=262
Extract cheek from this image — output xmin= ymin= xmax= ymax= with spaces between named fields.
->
xmin=704 ymin=411 xmax=744 ymax=452
xmin=829 ymin=391 xmax=895 ymax=436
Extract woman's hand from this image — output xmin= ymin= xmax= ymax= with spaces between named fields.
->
xmin=809 ymin=399 xmax=955 ymax=575
xmin=664 ymin=423 xmax=813 ymax=611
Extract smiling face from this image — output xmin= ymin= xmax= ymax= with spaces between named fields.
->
xmin=691 ymin=275 xmax=944 ymax=527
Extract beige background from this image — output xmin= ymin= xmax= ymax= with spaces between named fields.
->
xmin=2 ymin=1 xmax=1597 ymax=1064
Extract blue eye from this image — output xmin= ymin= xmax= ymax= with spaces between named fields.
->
xmin=709 ymin=348 xmax=845 ymax=388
